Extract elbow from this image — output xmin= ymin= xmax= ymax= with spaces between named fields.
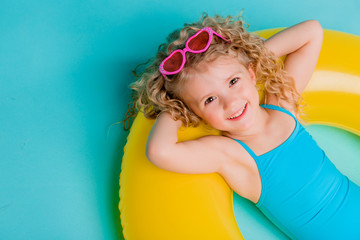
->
xmin=145 ymin=142 xmax=170 ymax=167
xmin=308 ymin=20 xmax=324 ymax=38
xmin=308 ymin=19 xmax=322 ymax=27
xmin=303 ymin=20 xmax=323 ymax=47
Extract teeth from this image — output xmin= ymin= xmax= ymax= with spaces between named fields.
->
xmin=229 ymin=103 xmax=247 ymax=119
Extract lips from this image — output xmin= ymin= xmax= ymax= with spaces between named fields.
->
xmin=227 ymin=102 xmax=248 ymax=120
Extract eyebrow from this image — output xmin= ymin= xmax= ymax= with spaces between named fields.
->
xmin=197 ymin=71 xmax=242 ymax=104
xmin=225 ymin=71 xmax=242 ymax=83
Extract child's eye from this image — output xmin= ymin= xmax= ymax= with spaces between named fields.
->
xmin=205 ymin=96 xmax=216 ymax=105
xmin=229 ymin=77 xmax=239 ymax=86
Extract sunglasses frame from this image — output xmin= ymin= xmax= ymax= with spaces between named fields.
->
xmin=159 ymin=27 xmax=231 ymax=77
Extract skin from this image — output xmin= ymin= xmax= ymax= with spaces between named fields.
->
xmin=181 ymin=56 xmax=267 ymax=140
xmin=146 ymin=20 xmax=324 ymax=204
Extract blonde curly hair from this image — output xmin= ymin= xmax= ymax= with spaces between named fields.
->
xmin=123 ymin=12 xmax=304 ymax=130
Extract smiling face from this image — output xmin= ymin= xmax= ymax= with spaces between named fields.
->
xmin=181 ymin=55 xmax=261 ymax=137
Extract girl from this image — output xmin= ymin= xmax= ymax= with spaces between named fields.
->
xmin=125 ymin=13 xmax=360 ymax=239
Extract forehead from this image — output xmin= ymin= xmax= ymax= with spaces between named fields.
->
xmin=181 ymin=56 xmax=246 ymax=102
xmin=191 ymin=55 xmax=245 ymax=77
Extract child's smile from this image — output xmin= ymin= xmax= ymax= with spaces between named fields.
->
xmin=226 ymin=102 xmax=248 ymax=120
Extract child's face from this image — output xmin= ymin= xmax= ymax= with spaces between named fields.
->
xmin=181 ymin=56 xmax=260 ymax=134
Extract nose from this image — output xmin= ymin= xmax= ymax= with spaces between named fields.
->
xmin=222 ymin=93 xmax=238 ymax=113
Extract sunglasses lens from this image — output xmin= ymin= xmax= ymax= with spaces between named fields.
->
xmin=188 ymin=31 xmax=210 ymax=51
xmin=163 ymin=51 xmax=183 ymax=72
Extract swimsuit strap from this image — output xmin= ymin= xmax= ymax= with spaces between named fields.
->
xmin=233 ymin=139 xmax=258 ymax=160
xmin=260 ymin=104 xmax=297 ymax=122
xmin=233 ymin=104 xmax=298 ymax=158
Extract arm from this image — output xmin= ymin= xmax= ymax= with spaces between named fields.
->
xmin=264 ymin=20 xmax=323 ymax=95
xmin=146 ymin=112 xmax=224 ymax=174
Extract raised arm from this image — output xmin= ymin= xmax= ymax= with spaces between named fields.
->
xmin=146 ymin=112 xmax=224 ymax=174
xmin=264 ymin=20 xmax=323 ymax=95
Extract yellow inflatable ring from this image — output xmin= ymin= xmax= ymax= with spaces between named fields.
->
xmin=119 ymin=29 xmax=360 ymax=239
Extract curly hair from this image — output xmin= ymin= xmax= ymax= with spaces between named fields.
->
xmin=122 ymin=12 xmax=304 ymax=130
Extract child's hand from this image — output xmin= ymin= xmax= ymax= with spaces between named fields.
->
xmin=264 ymin=20 xmax=323 ymax=95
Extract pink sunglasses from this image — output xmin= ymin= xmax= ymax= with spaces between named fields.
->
xmin=159 ymin=27 xmax=231 ymax=77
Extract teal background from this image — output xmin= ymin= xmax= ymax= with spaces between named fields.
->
xmin=1 ymin=0 xmax=359 ymax=239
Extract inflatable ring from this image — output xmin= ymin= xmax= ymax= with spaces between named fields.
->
xmin=119 ymin=29 xmax=360 ymax=239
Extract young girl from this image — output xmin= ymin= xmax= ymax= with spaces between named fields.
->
xmin=125 ymin=13 xmax=360 ymax=239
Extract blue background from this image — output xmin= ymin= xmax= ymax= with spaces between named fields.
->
xmin=1 ymin=0 xmax=359 ymax=239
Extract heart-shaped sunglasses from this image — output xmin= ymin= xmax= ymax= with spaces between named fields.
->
xmin=159 ymin=27 xmax=231 ymax=77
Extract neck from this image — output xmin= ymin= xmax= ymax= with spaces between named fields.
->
xmin=222 ymin=106 xmax=270 ymax=141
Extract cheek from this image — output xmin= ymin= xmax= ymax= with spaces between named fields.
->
xmin=202 ymin=109 xmax=222 ymax=125
xmin=189 ymin=105 xmax=204 ymax=119
xmin=242 ymin=83 xmax=259 ymax=99
xmin=251 ymin=85 xmax=260 ymax=101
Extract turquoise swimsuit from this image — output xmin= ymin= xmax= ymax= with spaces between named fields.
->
xmin=234 ymin=104 xmax=360 ymax=240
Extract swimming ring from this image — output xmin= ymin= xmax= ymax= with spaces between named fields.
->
xmin=119 ymin=29 xmax=360 ymax=239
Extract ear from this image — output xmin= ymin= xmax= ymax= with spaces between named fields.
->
xmin=248 ymin=63 xmax=257 ymax=85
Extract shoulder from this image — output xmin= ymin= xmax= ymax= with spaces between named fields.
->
xmin=199 ymin=135 xmax=254 ymax=167
xmin=266 ymin=94 xmax=296 ymax=116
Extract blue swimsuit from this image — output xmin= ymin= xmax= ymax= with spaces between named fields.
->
xmin=234 ymin=104 xmax=360 ymax=240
